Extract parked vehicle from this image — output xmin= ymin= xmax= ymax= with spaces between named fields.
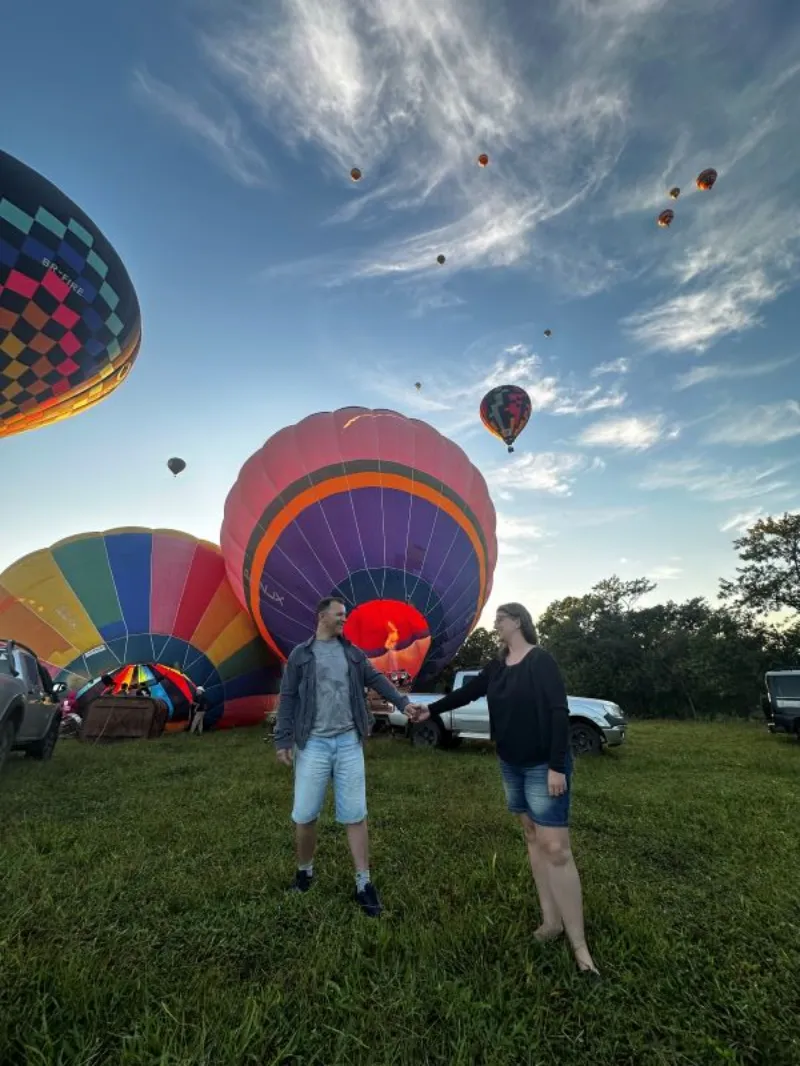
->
xmin=0 ymin=638 xmax=66 ymax=773
xmin=383 ymin=668 xmax=627 ymax=756
xmin=762 ymin=670 xmax=800 ymax=739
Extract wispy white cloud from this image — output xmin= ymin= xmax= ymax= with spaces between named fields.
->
xmin=704 ymin=401 xmax=800 ymax=446
xmin=491 ymin=452 xmax=604 ymax=497
xmin=639 ymin=457 xmax=795 ymax=502
xmin=578 ymin=414 xmax=676 ymax=451
xmin=496 ymin=513 xmax=550 ymax=558
xmin=719 ymin=508 xmax=766 ymax=535
xmin=648 ymin=564 xmax=683 ymax=582
xmin=133 ymin=69 xmax=271 ymax=187
xmin=553 ymin=386 xmax=628 ymax=416
xmin=591 ymin=358 xmax=631 ymax=378
xmin=674 ymin=357 xmax=797 ymax=391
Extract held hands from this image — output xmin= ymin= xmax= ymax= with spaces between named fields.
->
xmin=405 ymin=703 xmax=431 ymax=723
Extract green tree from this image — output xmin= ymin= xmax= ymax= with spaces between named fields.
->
xmin=719 ymin=512 xmax=800 ymax=616
xmin=421 ymin=627 xmax=499 ymax=692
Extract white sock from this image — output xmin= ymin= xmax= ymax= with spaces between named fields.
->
xmin=299 ymin=861 xmax=314 ymax=876
xmin=355 ymin=869 xmax=370 ymax=892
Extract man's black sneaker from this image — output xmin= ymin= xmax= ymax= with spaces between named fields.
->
xmin=354 ymin=881 xmax=383 ymax=918
xmin=290 ymin=869 xmax=314 ymax=893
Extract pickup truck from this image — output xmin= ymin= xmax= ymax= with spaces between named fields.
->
xmin=0 ymin=638 xmax=66 ymax=773
xmin=762 ymin=670 xmax=800 ymax=740
xmin=384 ymin=668 xmax=627 ymax=756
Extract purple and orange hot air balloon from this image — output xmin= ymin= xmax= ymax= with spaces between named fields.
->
xmin=480 ymin=385 xmax=532 ymax=453
xmin=221 ymin=408 xmax=498 ymax=683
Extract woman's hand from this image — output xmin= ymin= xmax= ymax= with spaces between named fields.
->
xmin=547 ymin=769 xmax=567 ymax=797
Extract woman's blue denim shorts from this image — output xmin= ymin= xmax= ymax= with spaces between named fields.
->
xmin=498 ymin=755 xmax=573 ymax=828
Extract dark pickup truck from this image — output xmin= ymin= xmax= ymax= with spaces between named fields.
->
xmin=762 ymin=670 xmax=800 ymax=740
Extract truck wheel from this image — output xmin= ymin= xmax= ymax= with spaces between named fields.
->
xmin=0 ymin=719 xmax=16 ymax=773
xmin=569 ymin=721 xmax=602 ymax=757
xmin=27 ymin=717 xmax=60 ymax=761
xmin=411 ymin=718 xmax=444 ymax=748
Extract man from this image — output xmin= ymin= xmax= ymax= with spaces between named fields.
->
xmin=274 ymin=596 xmax=417 ymax=917
xmin=189 ymin=686 xmax=208 ymax=734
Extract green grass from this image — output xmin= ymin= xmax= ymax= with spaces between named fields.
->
xmin=1 ymin=722 xmax=798 ymax=1066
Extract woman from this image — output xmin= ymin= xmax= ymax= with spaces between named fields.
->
xmin=410 ymin=603 xmax=599 ymax=978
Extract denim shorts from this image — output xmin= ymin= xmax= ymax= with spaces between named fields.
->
xmin=498 ymin=756 xmax=572 ymax=828
xmin=292 ymin=729 xmax=367 ymax=825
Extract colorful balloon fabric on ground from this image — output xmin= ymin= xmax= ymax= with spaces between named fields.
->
xmin=0 ymin=150 xmax=141 ymax=439
xmin=0 ymin=528 xmax=281 ymax=729
xmin=221 ymin=407 xmax=498 ymax=682
xmin=479 ymin=385 xmax=532 ymax=452
xmin=74 ymin=662 xmax=197 ymax=721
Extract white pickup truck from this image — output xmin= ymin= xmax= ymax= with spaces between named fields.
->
xmin=384 ymin=668 xmax=627 ymax=756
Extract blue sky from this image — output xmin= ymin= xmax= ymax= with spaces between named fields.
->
xmin=2 ymin=0 xmax=799 ymax=625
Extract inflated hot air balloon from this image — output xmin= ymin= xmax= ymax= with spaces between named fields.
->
xmin=657 ymin=209 xmax=674 ymax=228
xmin=0 ymin=529 xmax=281 ymax=729
xmin=221 ymin=408 xmax=498 ymax=682
xmin=0 ymin=150 xmax=141 ymax=439
xmin=480 ymin=385 xmax=532 ymax=453
xmin=669 ymin=186 xmax=680 ymax=200
xmin=350 ymin=167 xmax=362 ymax=182
xmin=543 ymin=329 xmax=552 ymax=338
xmin=167 ymin=457 xmax=186 ymax=476
xmin=696 ymin=168 xmax=717 ymax=191
xmin=414 ymin=382 xmax=422 ymax=391
xmin=477 ymin=153 xmax=489 ymax=167
xmin=436 ymin=254 xmax=446 ymax=265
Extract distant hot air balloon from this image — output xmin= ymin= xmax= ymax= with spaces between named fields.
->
xmin=480 ymin=385 xmax=532 ymax=453
xmin=0 ymin=529 xmax=281 ymax=729
xmin=669 ymin=186 xmax=680 ymax=200
xmin=657 ymin=209 xmax=674 ymax=228
xmin=436 ymin=254 xmax=446 ymax=265
xmin=350 ymin=167 xmax=362 ymax=182
xmin=167 ymin=457 xmax=186 ymax=477
xmin=477 ymin=153 xmax=490 ymax=167
xmin=543 ymin=329 xmax=552 ymax=338
xmin=221 ymin=408 xmax=498 ymax=683
xmin=0 ymin=149 xmax=141 ymax=440
xmin=414 ymin=382 xmax=422 ymax=391
xmin=696 ymin=168 xmax=717 ymax=191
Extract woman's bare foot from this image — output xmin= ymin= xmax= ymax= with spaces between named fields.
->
xmin=533 ymin=923 xmax=564 ymax=943
xmin=572 ymin=942 xmax=600 ymax=975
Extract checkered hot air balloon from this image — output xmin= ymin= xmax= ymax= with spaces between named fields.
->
xmin=0 ymin=150 xmax=141 ymax=439
xmin=479 ymin=385 xmax=532 ymax=453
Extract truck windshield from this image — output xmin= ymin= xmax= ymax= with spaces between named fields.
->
xmin=767 ymin=674 xmax=800 ymax=699
xmin=0 ymin=645 xmax=15 ymax=677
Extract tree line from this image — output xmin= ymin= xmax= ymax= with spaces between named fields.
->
xmin=426 ymin=512 xmax=800 ymax=719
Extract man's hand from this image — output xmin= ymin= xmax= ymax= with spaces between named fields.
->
xmin=405 ymin=703 xmax=431 ymax=723
xmin=547 ymin=769 xmax=567 ymax=797
xmin=276 ymin=747 xmax=294 ymax=767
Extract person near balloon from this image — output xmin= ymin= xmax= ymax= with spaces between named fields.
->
xmin=189 ymin=686 xmax=208 ymax=734
xmin=274 ymin=597 xmax=413 ymax=917
xmin=407 ymin=603 xmax=600 ymax=978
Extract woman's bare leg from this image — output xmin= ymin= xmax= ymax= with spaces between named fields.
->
xmin=535 ymin=825 xmax=598 ymax=973
xmin=519 ymin=814 xmax=563 ymax=940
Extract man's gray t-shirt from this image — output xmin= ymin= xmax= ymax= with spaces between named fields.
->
xmin=311 ymin=638 xmax=355 ymax=737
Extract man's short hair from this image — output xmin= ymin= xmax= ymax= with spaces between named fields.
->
xmin=316 ymin=596 xmax=346 ymax=618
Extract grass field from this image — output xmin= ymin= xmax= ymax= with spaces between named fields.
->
xmin=1 ymin=721 xmax=798 ymax=1066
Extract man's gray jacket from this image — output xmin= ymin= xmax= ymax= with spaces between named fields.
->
xmin=273 ymin=636 xmax=410 ymax=751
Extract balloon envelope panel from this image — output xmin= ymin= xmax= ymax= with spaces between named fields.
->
xmin=222 ymin=408 xmax=497 ymax=681
xmin=0 ymin=150 xmax=141 ymax=438
xmin=0 ymin=528 xmax=281 ymax=728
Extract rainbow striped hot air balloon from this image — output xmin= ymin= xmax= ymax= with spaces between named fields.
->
xmin=221 ymin=407 xmax=498 ymax=682
xmin=0 ymin=528 xmax=281 ymax=729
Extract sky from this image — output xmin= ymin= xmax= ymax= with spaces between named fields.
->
xmin=2 ymin=0 xmax=800 ymax=627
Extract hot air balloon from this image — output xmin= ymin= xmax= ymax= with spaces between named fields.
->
xmin=167 ymin=457 xmax=186 ymax=476
xmin=436 ymin=254 xmax=446 ymax=265
xmin=350 ymin=167 xmax=362 ymax=182
xmin=669 ymin=186 xmax=680 ymax=200
xmin=657 ymin=209 xmax=674 ymax=228
xmin=74 ymin=662 xmax=197 ymax=717
xmin=0 ymin=529 xmax=281 ymax=730
xmin=0 ymin=150 xmax=141 ymax=440
xmin=480 ymin=385 xmax=532 ymax=453
xmin=221 ymin=408 xmax=498 ymax=683
xmin=414 ymin=382 xmax=422 ymax=391
xmin=477 ymin=153 xmax=489 ymax=167
xmin=696 ymin=168 xmax=717 ymax=191
xmin=543 ymin=329 xmax=552 ymax=338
